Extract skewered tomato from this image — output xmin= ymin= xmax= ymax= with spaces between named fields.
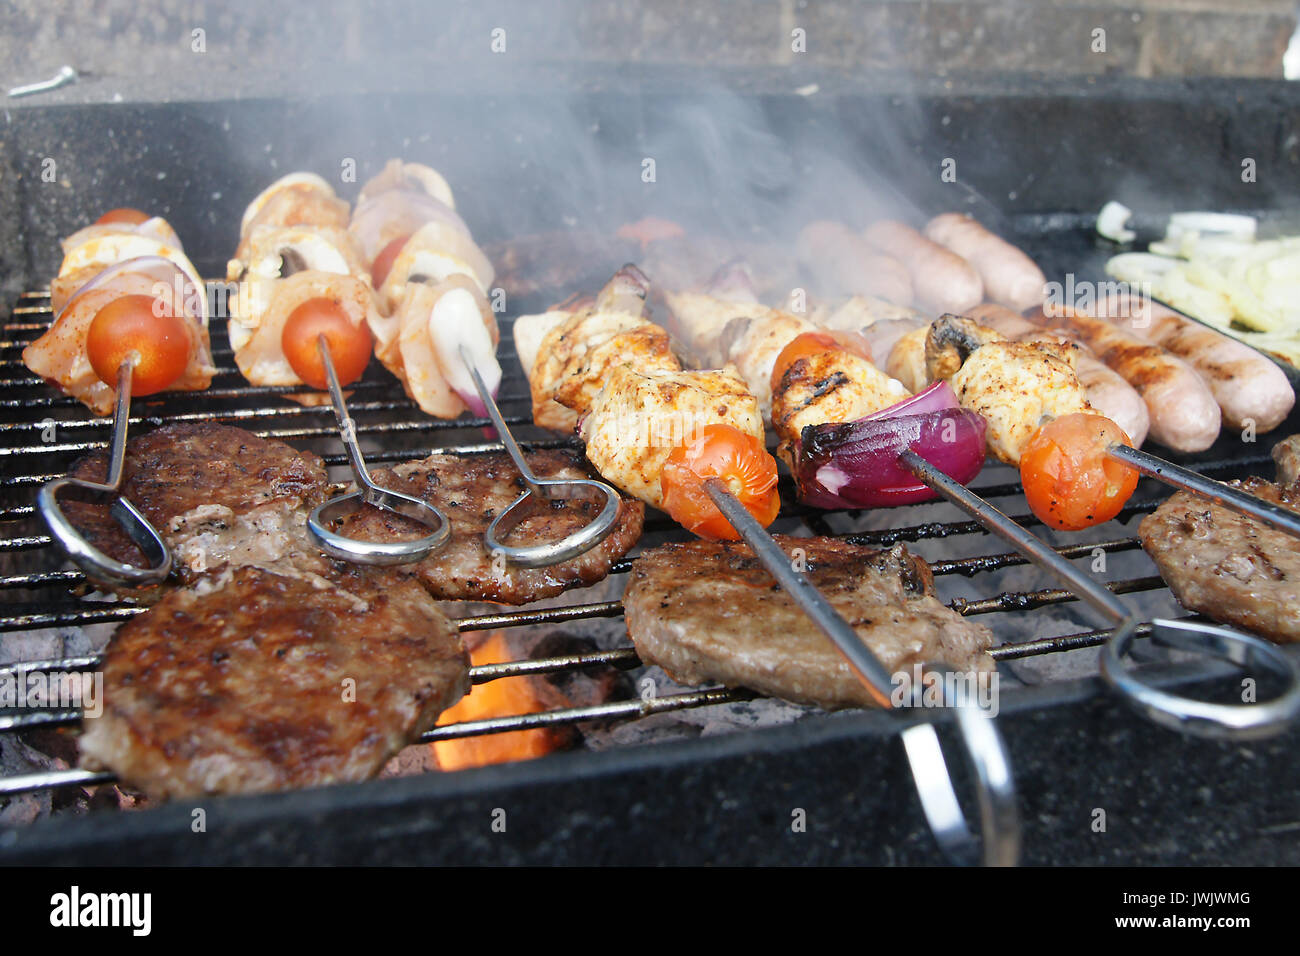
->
xmin=1019 ymin=413 xmax=1139 ymax=531
xmin=370 ymin=234 xmax=411 ymax=287
xmin=281 ymin=297 xmax=372 ymax=389
xmin=95 ymin=208 xmax=151 ymax=226
xmin=770 ymin=330 xmax=873 ymax=393
xmin=660 ymin=424 xmax=780 ymax=540
xmin=86 ymin=294 xmax=191 ymax=395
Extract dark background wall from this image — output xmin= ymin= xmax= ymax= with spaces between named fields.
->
xmin=1 ymin=0 xmax=1296 ymax=105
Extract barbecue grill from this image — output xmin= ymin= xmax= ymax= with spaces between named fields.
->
xmin=3 ymin=66 xmax=1300 ymax=865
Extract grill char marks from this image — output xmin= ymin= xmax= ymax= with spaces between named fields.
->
xmin=78 ymin=566 xmax=468 ymax=799
xmin=624 ymin=536 xmax=995 ymax=710
xmin=332 ymin=449 xmax=644 ymax=604
xmin=1139 ymin=476 xmax=1300 ymax=644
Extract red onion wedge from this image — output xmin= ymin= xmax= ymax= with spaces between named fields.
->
xmin=793 ymin=396 xmax=987 ymax=509
xmin=864 ymin=380 xmax=960 ymax=420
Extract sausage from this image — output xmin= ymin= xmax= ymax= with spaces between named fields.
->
xmin=796 ymin=221 xmax=912 ymax=306
xmin=1088 ymin=292 xmax=1296 ymax=433
xmin=862 ymin=219 xmax=983 ymax=314
xmin=967 ymin=303 xmax=1150 ymax=447
xmin=1024 ymin=306 xmax=1220 ymax=452
xmin=923 ymin=213 xmax=1046 ymax=312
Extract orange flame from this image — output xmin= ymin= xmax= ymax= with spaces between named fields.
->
xmin=432 ymin=632 xmax=563 ymax=771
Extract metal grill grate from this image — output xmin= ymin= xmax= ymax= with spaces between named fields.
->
xmin=0 ymin=285 xmax=1273 ymax=802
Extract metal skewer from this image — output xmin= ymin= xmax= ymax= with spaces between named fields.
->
xmin=307 ymin=337 xmax=451 ymax=564
xmin=703 ymin=478 xmax=1021 ymax=867
xmin=1107 ymin=443 xmax=1300 ymax=540
xmin=900 ymin=450 xmax=1300 ymax=740
xmin=38 ymin=359 xmax=172 ymax=589
xmin=457 ymin=343 xmax=621 ymax=567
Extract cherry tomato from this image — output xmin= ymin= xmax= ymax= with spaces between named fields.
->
xmin=1019 ymin=413 xmax=1140 ymax=531
xmin=95 ymin=208 xmax=151 ymax=226
xmin=85 ymin=294 xmax=191 ymax=395
xmin=370 ymin=234 xmax=411 ymax=287
xmin=770 ymin=330 xmax=873 ymax=393
xmin=660 ymin=424 xmax=780 ymax=540
xmin=281 ymin=297 xmax=372 ymax=389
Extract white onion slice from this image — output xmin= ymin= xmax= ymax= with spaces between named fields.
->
xmin=428 ymin=285 xmax=500 ymax=417
xmin=1168 ymin=211 xmax=1257 ymax=241
xmin=1096 ymin=201 xmax=1136 ymax=244
xmin=61 ymin=216 xmax=183 ymax=255
xmin=1105 ymin=252 xmax=1180 ymax=284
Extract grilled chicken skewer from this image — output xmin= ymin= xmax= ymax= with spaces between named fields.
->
xmin=963 ymin=303 xmax=1150 ymax=448
xmin=516 ymin=266 xmax=777 ymax=533
xmin=521 ymin=275 xmax=1018 ymax=862
xmin=922 ymin=314 xmax=1300 ymax=540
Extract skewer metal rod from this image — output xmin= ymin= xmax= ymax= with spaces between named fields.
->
xmin=703 ymin=476 xmax=1021 ymax=866
xmin=901 ymin=448 xmax=1300 ymax=740
xmin=459 ymin=344 xmax=537 ymax=488
xmin=1107 ymin=442 xmax=1300 ymax=540
xmin=36 ymin=359 xmax=172 ymax=589
xmin=305 ymin=338 xmax=451 ymax=565
xmin=703 ymin=478 xmax=894 ymax=704
xmin=103 ymin=360 xmax=133 ymax=487
xmin=458 ymin=343 xmax=620 ymax=568
xmin=899 ymin=450 xmax=1129 ymax=625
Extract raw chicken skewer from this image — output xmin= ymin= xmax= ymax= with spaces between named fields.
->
xmin=38 ymin=265 xmax=218 ymax=584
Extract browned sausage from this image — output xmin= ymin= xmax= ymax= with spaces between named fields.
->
xmin=796 ymin=221 xmax=912 ymax=306
xmin=923 ymin=213 xmax=1046 ymax=312
xmin=1024 ymin=306 xmax=1220 ymax=452
xmin=1088 ymin=292 xmax=1295 ymax=433
xmin=863 ymin=219 xmax=983 ymax=314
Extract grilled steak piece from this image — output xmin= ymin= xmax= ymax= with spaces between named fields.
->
xmin=79 ymin=565 xmax=469 ymax=799
xmin=62 ymin=422 xmax=330 ymax=581
xmin=1139 ymin=477 xmax=1300 ymax=644
xmin=332 ymin=449 xmax=644 ymax=604
xmin=1273 ymin=434 xmax=1300 ymax=488
xmin=624 ymin=536 xmax=995 ymax=710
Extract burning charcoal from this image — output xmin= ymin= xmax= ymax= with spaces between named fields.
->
xmin=528 ymin=631 xmax=635 ymax=712
xmin=0 ymin=735 xmax=57 ymax=826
